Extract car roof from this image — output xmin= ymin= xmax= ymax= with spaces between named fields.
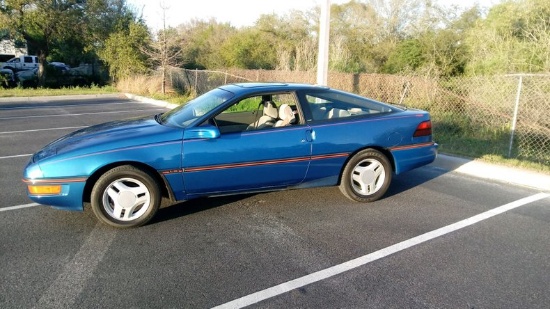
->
xmin=220 ymin=82 xmax=330 ymax=95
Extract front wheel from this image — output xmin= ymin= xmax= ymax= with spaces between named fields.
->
xmin=91 ymin=165 xmax=161 ymax=228
xmin=339 ymin=149 xmax=392 ymax=202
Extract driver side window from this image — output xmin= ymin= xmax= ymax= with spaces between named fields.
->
xmin=212 ymin=93 xmax=299 ymax=134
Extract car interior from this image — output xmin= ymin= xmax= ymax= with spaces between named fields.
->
xmin=304 ymin=92 xmax=393 ymax=121
xmin=210 ymin=94 xmax=300 ymax=134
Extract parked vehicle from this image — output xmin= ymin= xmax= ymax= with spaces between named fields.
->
xmin=15 ymin=67 xmax=38 ymax=87
xmin=23 ymin=83 xmax=438 ymax=228
xmin=0 ymin=68 xmax=16 ymax=87
xmin=15 ymin=62 xmax=80 ymax=88
xmin=0 ymin=55 xmax=39 ymax=72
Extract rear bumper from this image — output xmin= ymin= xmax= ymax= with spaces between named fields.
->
xmin=390 ymin=142 xmax=438 ymax=174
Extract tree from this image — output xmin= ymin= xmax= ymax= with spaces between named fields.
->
xmin=255 ymin=11 xmax=316 ymax=71
xmin=98 ymin=20 xmax=150 ymax=82
xmin=219 ymin=28 xmax=278 ymax=69
xmin=1 ymin=0 xmax=87 ymax=83
xmin=141 ymin=3 xmax=184 ymax=94
xmin=0 ymin=0 xmax=139 ymax=84
xmin=383 ymin=38 xmax=425 ymax=74
xmin=327 ymin=0 xmax=441 ymax=73
xmin=176 ymin=19 xmax=236 ymax=69
xmin=329 ymin=1 xmax=379 ymax=72
xmin=383 ymin=6 xmax=479 ymax=76
xmin=465 ymin=0 xmax=550 ymax=74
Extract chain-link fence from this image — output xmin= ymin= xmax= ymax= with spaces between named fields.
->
xmin=167 ymin=68 xmax=550 ymax=165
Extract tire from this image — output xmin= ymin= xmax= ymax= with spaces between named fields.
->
xmin=91 ymin=165 xmax=161 ymax=228
xmin=339 ymin=149 xmax=392 ymax=203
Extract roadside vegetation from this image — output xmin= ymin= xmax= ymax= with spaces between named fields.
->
xmin=3 ymin=0 xmax=549 ymax=89
xmin=0 ymin=85 xmax=118 ymax=98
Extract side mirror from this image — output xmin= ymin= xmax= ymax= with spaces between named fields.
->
xmin=183 ymin=125 xmax=220 ymax=140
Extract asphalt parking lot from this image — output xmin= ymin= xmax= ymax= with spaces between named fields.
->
xmin=1 ymin=94 xmax=549 ymax=308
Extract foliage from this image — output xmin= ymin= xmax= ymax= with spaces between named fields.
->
xmin=219 ymin=28 xmax=277 ymax=69
xmin=176 ymin=20 xmax=237 ymax=69
xmin=0 ymin=0 xmax=142 ymax=85
xmin=2 ymin=0 xmax=549 ymax=84
xmin=140 ymin=4 xmax=184 ymax=94
xmin=465 ymin=0 xmax=550 ymax=74
xmin=255 ymin=11 xmax=317 ymax=71
xmin=98 ymin=21 xmax=150 ymax=82
xmin=383 ymin=39 xmax=425 ymax=73
xmin=0 ymin=85 xmax=117 ymax=97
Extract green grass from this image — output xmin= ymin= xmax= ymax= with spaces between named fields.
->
xmin=433 ymin=113 xmax=550 ymax=174
xmin=147 ymin=93 xmax=195 ymax=105
xmin=226 ymin=97 xmax=261 ymax=112
xmin=0 ymin=85 xmax=118 ymax=97
xmin=477 ymin=154 xmax=550 ymax=174
xmin=439 ymin=144 xmax=550 ymax=174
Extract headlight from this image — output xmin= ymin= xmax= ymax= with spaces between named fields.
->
xmin=27 ymin=165 xmax=44 ymax=180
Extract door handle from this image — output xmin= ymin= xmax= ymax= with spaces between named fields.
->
xmin=305 ymin=129 xmax=316 ymax=142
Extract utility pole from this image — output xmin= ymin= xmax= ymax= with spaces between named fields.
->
xmin=316 ymin=0 xmax=330 ymax=86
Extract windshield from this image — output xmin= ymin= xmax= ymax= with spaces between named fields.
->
xmin=160 ymin=88 xmax=234 ymax=128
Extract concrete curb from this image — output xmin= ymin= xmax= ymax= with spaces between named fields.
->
xmin=430 ymin=154 xmax=550 ymax=192
xmin=123 ymin=93 xmax=179 ymax=109
xmin=0 ymin=93 xmax=128 ymax=103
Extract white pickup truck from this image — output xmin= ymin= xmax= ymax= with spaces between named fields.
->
xmin=0 ymin=55 xmax=39 ymax=72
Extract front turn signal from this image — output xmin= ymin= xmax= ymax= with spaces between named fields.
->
xmin=28 ymin=185 xmax=62 ymax=195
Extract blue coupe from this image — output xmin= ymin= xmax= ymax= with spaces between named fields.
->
xmin=23 ymin=83 xmax=437 ymax=228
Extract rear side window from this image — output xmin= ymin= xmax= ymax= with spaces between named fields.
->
xmin=24 ymin=57 xmax=33 ymax=63
xmin=302 ymin=91 xmax=398 ymax=121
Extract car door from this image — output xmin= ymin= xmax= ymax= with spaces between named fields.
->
xmin=182 ymin=92 xmax=312 ymax=195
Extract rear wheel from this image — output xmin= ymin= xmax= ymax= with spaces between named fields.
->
xmin=339 ymin=149 xmax=392 ymax=202
xmin=91 ymin=165 xmax=161 ymax=228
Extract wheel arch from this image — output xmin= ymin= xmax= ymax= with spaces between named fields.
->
xmin=337 ymin=146 xmax=396 ymax=185
xmin=82 ymin=161 xmax=174 ymax=204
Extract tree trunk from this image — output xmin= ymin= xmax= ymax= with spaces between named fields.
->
xmin=37 ymin=52 xmax=47 ymax=87
xmin=162 ymin=66 xmax=166 ymax=94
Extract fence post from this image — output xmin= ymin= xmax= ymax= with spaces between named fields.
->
xmin=508 ymin=75 xmax=523 ymax=158
xmin=194 ymin=69 xmax=198 ymax=94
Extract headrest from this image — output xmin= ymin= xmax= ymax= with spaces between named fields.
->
xmin=278 ymin=104 xmax=295 ymax=124
xmin=263 ymin=101 xmax=278 ymax=119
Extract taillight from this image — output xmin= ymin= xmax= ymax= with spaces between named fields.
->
xmin=414 ymin=120 xmax=432 ymax=137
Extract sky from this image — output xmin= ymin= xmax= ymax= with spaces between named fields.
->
xmin=126 ymin=0 xmax=500 ymax=31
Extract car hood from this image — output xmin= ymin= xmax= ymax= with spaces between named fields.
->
xmin=34 ymin=115 xmax=182 ymax=162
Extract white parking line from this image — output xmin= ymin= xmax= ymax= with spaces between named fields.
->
xmin=0 ymin=101 xmax=136 ymax=111
xmin=0 ymin=126 xmax=86 ymax=135
xmin=0 ymin=203 xmax=40 ymax=212
xmin=212 ymin=192 xmax=550 ymax=309
xmin=0 ymin=154 xmax=32 ymax=160
xmin=0 ymin=108 xmax=165 ymax=120
xmin=34 ymin=222 xmax=118 ymax=309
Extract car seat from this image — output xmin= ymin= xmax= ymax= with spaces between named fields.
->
xmin=247 ymin=100 xmax=278 ymax=130
xmin=275 ymin=104 xmax=295 ymax=127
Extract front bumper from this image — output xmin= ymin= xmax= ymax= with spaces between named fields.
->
xmin=22 ymin=178 xmax=86 ymax=211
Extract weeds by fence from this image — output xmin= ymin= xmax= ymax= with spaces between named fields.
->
xmin=121 ymin=68 xmax=550 ymax=166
